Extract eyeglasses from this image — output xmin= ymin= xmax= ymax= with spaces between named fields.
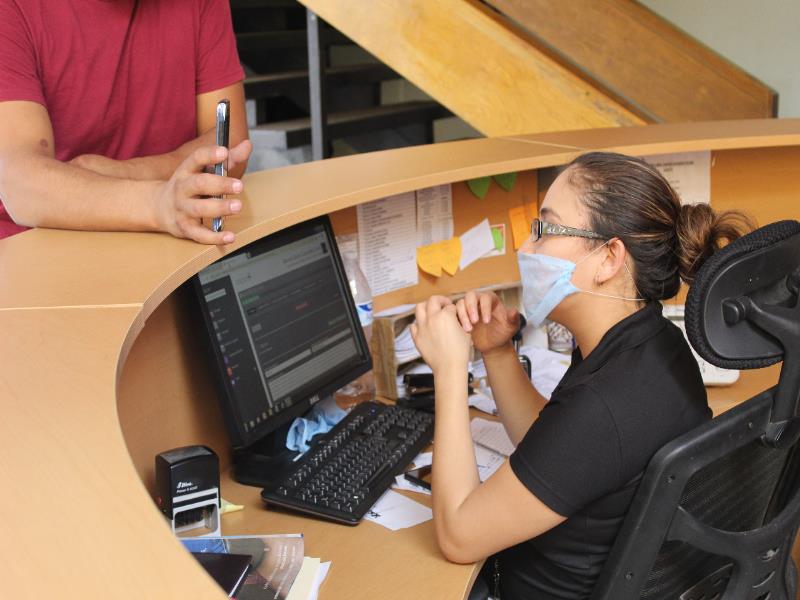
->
xmin=530 ymin=218 xmax=607 ymax=243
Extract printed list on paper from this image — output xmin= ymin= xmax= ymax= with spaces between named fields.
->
xmin=416 ymin=184 xmax=453 ymax=246
xmin=357 ymin=193 xmax=419 ymax=296
xmin=643 ymin=151 xmax=711 ymax=205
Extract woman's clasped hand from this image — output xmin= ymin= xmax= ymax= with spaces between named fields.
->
xmin=410 ymin=290 xmax=522 ymax=376
xmin=454 ymin=290 xmax=520 ymax=355
xmin=409 ymin=295 xmax=471 ymax=374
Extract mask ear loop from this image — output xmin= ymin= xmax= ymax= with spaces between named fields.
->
xmin=622 ymin=260 xmax=646 ymax=303
xmin=576 ymin=238 xmax=645 ymax=303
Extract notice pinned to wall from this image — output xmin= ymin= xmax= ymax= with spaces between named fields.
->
xmin=416 ymin=184 xmax=453 ymax=246
xmin=643 ymin=150 xmax=711 ymax=205
xmin=357 ymin=192 xmax=419 ymax=296
xmin=459 ymin=219 xmax=496 ymax=270
xmin=416 ymin=237 xmax=462 ymax=278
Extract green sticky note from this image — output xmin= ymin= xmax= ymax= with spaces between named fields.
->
xmin=492 ymin=227 xmax=504 ymax=251
xmin=467 ymin=176 xmax=491 ymax=199
xmin=493 ymin=172 xmax=517 ymax=192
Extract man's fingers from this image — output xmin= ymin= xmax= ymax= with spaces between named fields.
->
xmin=180 ymin=172 xmax=243 ymax=197
xmin=228 ymin=139 xmax=253 ymax=169
xmin=180 ymin=222 xmax=235 ymax=245
xmin=177 ymin=197 xmax=243 ymax=219
xmin=177 ymin=145 xmax=228 ymax=178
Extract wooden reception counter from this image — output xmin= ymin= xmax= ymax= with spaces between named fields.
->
xmin=2 ymin=119 xmax=799 ymax=599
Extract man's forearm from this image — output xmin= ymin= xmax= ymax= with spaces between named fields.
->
xmin=71 ymin=130 xmax=216 ymax=181
xmin=484 ymin=344 xmax=547 ymax=445
xmin=1 ymin=152 xmax=160 ymax=231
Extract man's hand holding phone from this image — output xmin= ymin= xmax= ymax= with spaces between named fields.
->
xmin=150 ymin=98 xmax=250 ymax=245
xmin=151 ymin=143 xmax=248 ymax=245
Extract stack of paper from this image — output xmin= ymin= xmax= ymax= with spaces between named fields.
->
xmin=470 ymin=418 xmax=515 ymax=482
xmin=286 ymin=558 xmax=331 ymax=600
xmin=394 ymin=324 xmax=421 ymax=364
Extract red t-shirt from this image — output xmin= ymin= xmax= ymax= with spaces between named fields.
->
xmin=0 ymin=0 xmax=245 ymax=239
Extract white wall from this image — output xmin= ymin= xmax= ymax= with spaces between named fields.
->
xmin=640 ymin=0 xmax=800 ymax=117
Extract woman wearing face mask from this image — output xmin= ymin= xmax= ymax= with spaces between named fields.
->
xmin=410 ymin=151 xmax=753 ymax=599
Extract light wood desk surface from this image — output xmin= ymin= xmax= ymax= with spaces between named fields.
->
xmin=1 ymin=119 xmax=799 ymax=599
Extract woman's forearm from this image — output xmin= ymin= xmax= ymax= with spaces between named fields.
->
xmin=431 ymin=365 xmax=481 ymax=557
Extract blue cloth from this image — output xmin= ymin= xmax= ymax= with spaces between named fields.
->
xmin=181 ymin=538 xmax=228 ymax=554
xmin=285 ymin=396 xmax=347 ymax=452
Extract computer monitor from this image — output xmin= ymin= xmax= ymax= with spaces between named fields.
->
xmin=192 ymin=216 xmax=371 ymax=474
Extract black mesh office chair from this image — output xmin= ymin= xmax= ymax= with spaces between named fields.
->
xmin=592 ymin=219 xmax=800 ymax=600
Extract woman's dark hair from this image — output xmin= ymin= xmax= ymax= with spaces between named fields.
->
xmin=565 ymin=151 xmax=754 ymax=301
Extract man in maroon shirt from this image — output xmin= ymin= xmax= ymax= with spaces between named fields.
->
xmin=0 ymin=0 xmax=252 ymax=245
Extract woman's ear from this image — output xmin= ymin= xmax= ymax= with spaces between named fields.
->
xmin=595 ymin=238 xmax=627 ymax=285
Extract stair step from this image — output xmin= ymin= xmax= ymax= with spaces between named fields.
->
xmin=244 ymin=64 xmax=398 ymax=99
xmin=236 ymin=29 xmax=349 ymax=54
xmin=251 ymin=101 xmax=452 ymax=148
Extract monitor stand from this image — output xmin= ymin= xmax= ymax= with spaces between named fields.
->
xmin=232 ymin=421 xmax=301 ymax=489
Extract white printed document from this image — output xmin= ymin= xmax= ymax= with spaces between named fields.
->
xmin=470 ymin=417 xmax=515 ymax=457
xmin=416 ymin=184 xmax=453 ymax=245
xmin=357 ymin=193 xmax=419 ymax=296
xmin=643 ymin=151 xmax=711 ymax=205
xmin=475 ymin=443 xmax=505 ymax=482
xmin=365 ymin=489 xmax=432 ymax=530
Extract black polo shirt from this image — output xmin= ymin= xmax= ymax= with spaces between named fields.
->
xmin=502 ymin=301 xmax=711 ymax=599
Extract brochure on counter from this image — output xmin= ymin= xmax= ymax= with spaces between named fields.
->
xmin=182 ymin=534 xmax=304 ymax=600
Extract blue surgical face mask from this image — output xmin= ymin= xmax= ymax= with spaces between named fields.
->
xmin=517 ymin=242 xmax=643 ymax=327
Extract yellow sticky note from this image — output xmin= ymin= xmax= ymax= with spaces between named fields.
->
xmin=509 ymin=206 xmax=529 ymax=250
xmin=508 ymin=202 xmax=539 ymax=250
xmin=417 ymin=244 xmax=443 ymax=277
xmin=440 ymin=237 xmax=461 ymax=276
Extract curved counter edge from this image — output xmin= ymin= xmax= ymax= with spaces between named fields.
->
xmin=2 ymin=119 xmax=800 ymax=599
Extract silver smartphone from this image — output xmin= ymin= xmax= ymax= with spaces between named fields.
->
xmin=211 ymin=99 xmax=230 ymax=233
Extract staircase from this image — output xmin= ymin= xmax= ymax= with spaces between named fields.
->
xmin=297 ymin=0 xmax=777 ymax=137
xmin=231 ymin=0 xmax=460 ymax=170
xmin=234 ymin=0 xmax=777 ymax=169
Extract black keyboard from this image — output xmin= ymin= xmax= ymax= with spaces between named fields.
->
xmin=260 ymin=402 xmax=434 ymax=525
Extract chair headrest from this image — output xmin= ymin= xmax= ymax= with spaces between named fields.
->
xmin=685 ymin=219 xmax=800 ymax=370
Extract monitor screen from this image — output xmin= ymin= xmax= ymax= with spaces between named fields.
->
xmin=192 ymin=216 xmax=371 ymax=449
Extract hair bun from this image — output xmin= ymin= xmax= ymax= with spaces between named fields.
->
xmin=676 ymin=203 xmax=754 ymax=284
